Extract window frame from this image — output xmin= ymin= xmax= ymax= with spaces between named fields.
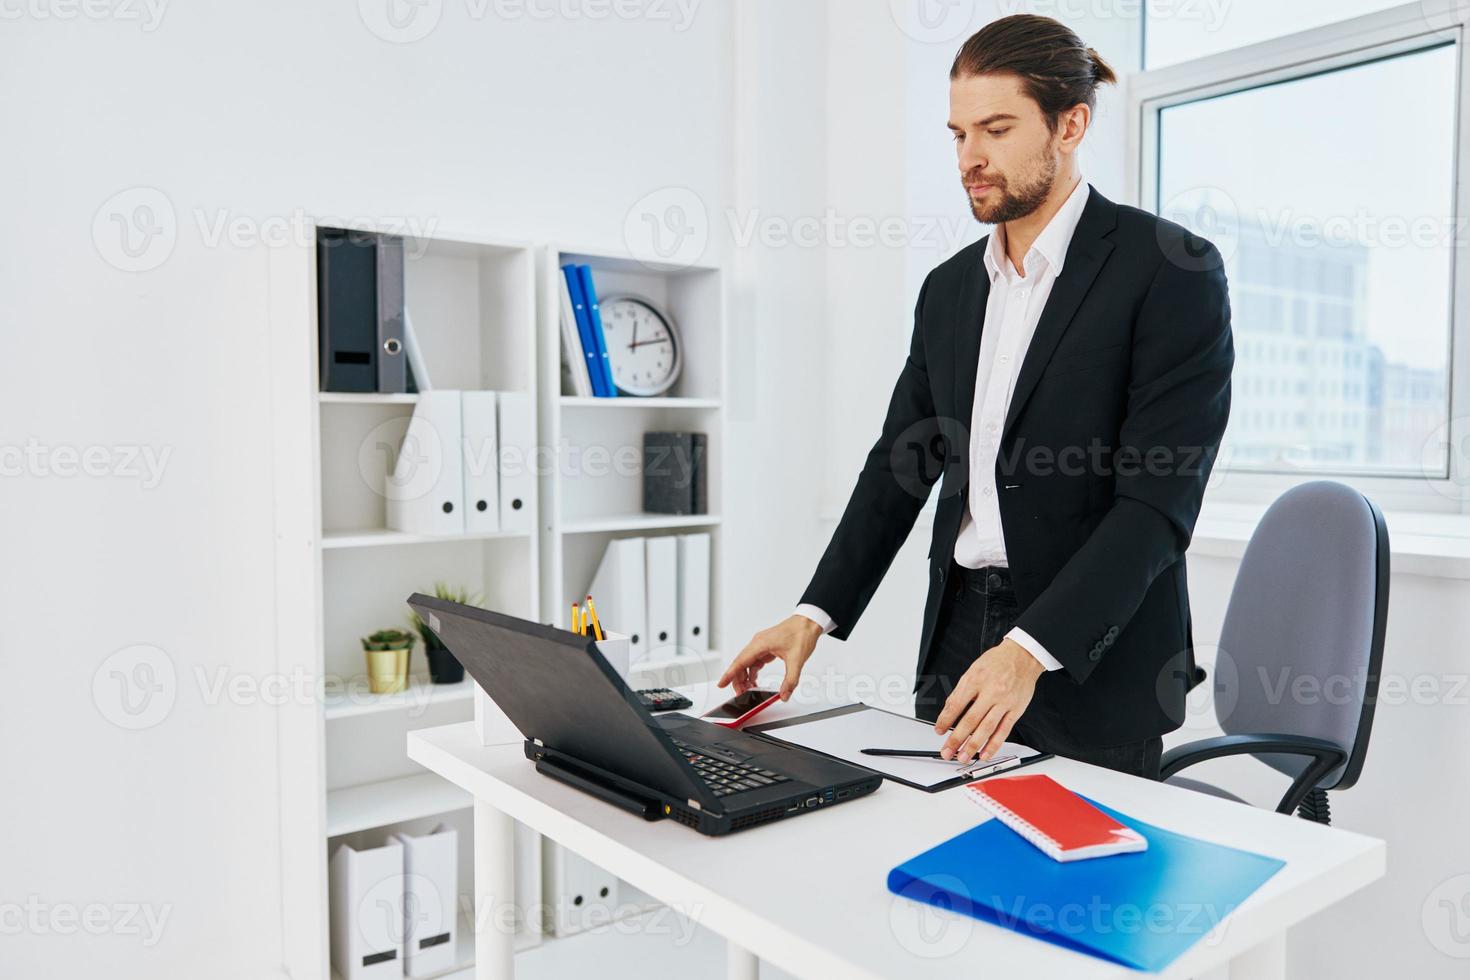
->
xmin=1128 ymin=2 xmax=1470 ymax=513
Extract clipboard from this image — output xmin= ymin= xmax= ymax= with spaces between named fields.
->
xmin=748 ymin=702 xmax=1053 ymax=793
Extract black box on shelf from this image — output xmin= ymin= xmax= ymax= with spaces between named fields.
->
xmin=316 ymin=227 xmax=407 ymax=393
xmin=643 ymin=431 xmax=707 ymax=515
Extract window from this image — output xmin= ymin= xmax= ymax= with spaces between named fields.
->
xmin=1151 ymin=43 xmax=1457 ymax=477
xmin=1144 ymin=0 xmax=1406 ymax=69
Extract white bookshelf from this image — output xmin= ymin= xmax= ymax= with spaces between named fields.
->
xmin=274 ymin=232 xmax=728 ymax=980
xmin=291 ymin=226 xmax=546 ymax=979
xmin=538 ymin=246 xmax=727 ymax=689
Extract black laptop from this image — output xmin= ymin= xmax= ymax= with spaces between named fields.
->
xmin=409 ymin=595 xmax=883 ymax=836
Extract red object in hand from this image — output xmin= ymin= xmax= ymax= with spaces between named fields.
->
xmin=702 ymin=690 xmax=781 ymax=729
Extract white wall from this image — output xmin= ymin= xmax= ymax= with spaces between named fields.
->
xmin=1 ymin=3 xmax=770 ymax=977
xmin=722 ymin=0 xmax=833 ymax=651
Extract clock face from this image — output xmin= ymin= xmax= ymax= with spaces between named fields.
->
xmin=600 ymin=295 xmax=682 ymax=396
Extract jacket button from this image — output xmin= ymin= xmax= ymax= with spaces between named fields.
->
xmin=986 ymin=573 xmax=1003 ymax=589
xmin=936 ymin=567 xmax=946 ymax=582
xmin=1106 ymin=626 xmax=1119 ymax=640
xmin=1088 ymin=649 xmax=1102 ymax=662
xmin=1092 ymin=642 xmax=1105 ymax=654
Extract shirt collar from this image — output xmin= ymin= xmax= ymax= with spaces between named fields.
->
xmin=983 ymin=176 xmax=1092 ymax=284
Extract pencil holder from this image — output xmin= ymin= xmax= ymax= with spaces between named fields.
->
xmin=594 ymin=631 xmax=631 ymax=681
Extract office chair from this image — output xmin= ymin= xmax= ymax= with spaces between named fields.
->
xmin=1162 ymin=481 xmax=1389 ymax=826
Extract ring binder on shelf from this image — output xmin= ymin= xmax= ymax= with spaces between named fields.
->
xmin=316 ymin=227 xmax=407 ymax=394
xmin=329 ymin=839 xmax=405 ymax=980
xmin=386 ymin=390 xmax=465 ymax=536
xmin=461 ymin=391 xmax=501 ymax=534
xmin=390 ymin=825 xmax=459 ymax=978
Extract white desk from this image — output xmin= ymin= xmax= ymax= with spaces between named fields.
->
xmin=406 ymin=684 xmax=1384 ymax=980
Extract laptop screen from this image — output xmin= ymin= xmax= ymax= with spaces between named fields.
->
xmin=407 ymin=594 xmax=709 ymax=806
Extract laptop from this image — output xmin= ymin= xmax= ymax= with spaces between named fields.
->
xmin=409 ymin=594 xmax=883 ymax=836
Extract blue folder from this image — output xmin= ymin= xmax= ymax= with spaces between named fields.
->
xmin=562 ymin=265 xmax=606 ymax=396
xmin=577 ymin=264 xmax=618 ymax=398
xmin=886 ymin=799 xmax=1285 ymax=972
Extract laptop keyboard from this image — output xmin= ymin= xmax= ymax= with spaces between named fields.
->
xmin=669 ymin=736 xmax=792 ymax=797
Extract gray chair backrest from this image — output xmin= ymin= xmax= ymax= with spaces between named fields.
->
xmin=1215 ymin=480 xmax=1389 ymax=790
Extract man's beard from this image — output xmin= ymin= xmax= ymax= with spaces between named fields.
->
xmin=966 ymin=145 xmax=1058 ymax=224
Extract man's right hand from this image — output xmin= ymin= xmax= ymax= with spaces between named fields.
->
xmin=717 ymin=614 xmax=824 ymax=702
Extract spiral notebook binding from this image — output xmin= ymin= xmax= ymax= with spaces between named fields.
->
xmin=964 ymin=775 xmax=1147 ymax=862
xmin=971 ymin=793 xmax=1062 ymax=858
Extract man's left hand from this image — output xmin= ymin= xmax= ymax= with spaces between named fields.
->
xmin=934 ymin=637 xmax=1044 ymax=763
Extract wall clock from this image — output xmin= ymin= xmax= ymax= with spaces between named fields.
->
xmin=599 ymin=294 xmax=682 ymax=396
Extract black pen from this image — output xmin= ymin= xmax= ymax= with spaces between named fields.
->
xmin=861 ymin=748 xmax=945 ymax=758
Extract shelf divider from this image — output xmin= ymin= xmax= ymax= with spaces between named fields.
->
xmin=561 ymin=514 xmax=722 ymax=535
xmin=322 ymin=527 xmax=531 ymax=550
xmin=559 ymin=395 xmax=721 ymax=409
xmin=318 ymin=391 xmax=420 ymax=405
xmin=326 ymin=772 xmax=472 ymax=837
xmin=325 ymin=676 xmax=476 ymax=720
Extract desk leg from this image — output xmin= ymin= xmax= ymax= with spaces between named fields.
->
xmin=726 ymin=940 xmax=758 ymax=980
xmin=723 ymin=934 xmax=758 ymax=980
xmin=474 ymin=800 xmax=516 ymax=980
xmin=1227 ymin=933 xmax=1286 ymax=980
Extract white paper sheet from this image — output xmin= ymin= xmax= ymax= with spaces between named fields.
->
xmin=755 ymin=703 xmax=1041 ymax=790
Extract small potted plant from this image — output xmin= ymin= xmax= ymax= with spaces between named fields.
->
xmin=361 ymin=628 xmax=414 ymax=693
xmin=408 ymin=583 xmax=477 ymax=684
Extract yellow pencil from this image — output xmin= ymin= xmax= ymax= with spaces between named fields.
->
xmin=571 ymin=602 xmax=581 ymax=635
xmin=585 ymin=595 xmax=605 ymax=641
xmin=578 ymin=603 xmax=589 ymax=635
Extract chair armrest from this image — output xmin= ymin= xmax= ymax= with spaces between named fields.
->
xmin=1161 ymin=734 xmax=1347 ymax=815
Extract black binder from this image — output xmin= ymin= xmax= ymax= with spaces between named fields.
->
xmin=642 ymin=431 xmax=708 ymax=515
xmin=316 ymin=227 xmax=407 ymax=393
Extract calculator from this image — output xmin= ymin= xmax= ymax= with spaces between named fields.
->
xmin=635 ymin=688 xmax=694 ymax=713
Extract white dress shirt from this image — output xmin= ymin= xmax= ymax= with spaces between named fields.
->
xmin=796 ymin=177 xmax=1093 ymax=674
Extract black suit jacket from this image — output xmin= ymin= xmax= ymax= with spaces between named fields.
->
xmin=799 ymin=186 xmax=1234 ymax=746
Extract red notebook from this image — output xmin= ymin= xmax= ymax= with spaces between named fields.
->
xmin=965 ymin=773 xmax=1147 ymax=862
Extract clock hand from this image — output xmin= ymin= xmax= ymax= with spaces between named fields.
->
xmin=628 ymin=337 xmax=670 ymax=350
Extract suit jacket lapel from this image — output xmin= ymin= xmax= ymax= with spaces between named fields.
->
xmin=952 ymin=244 xmax=990 ymax=435
xmin=1001 ymin=188 xmax=1118 ymax=442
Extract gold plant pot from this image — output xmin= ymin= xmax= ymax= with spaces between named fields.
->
xmin=365 ymin=647 xmax=410 ymax=694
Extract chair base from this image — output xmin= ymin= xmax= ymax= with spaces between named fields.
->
xmin=1297 ymin=787 xmax=1331 ymax=825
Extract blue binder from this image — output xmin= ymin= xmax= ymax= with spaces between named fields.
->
xmin=562 ymin=265 xmax=606 ymax=397
xmin=577 ymin=264 xmax=618 ymax=398
xmin=886 ymin=799 xmax=1285 ymax=972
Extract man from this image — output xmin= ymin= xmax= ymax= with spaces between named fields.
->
xmin=717 ymin=15 xmax=1233 ymax=780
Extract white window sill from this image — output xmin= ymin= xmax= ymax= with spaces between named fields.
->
xmin=1191 ymin=502 xmax=1470 ymax=580
xmin=817 ymin=500 xmax=1470 ymax=580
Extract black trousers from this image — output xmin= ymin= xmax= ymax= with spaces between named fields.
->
xmin=914 ymin=562 xmax=1163 ymax=780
